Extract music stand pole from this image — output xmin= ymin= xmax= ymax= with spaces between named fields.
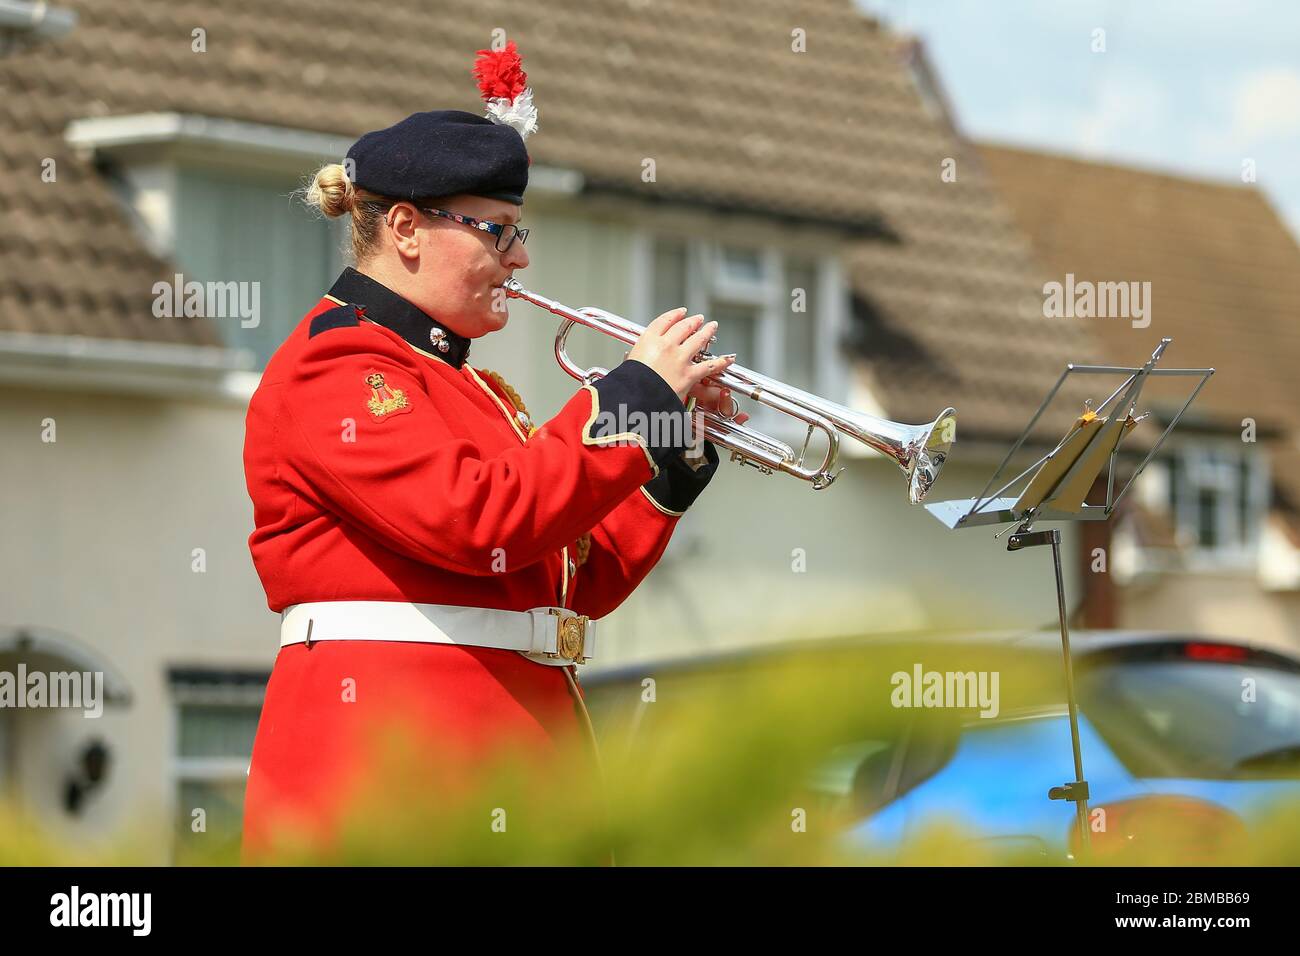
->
xmin=1007 ymin=526 xmax=1090 ymax=858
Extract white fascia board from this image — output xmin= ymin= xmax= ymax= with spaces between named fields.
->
xmin=0 ymin=331 xmax=257 ymax=404
xmin=66 ymin=112 xmax=353 ymax=163
xmin=65 ymin=112 xmax=585 ymax=195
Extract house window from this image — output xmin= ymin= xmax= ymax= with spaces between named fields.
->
xmin=1168 ymin=445 xmax=1268 ymax=559
xmin=174 ymin=167 xmax=344 ymax=368
xmin=67 ymin=114 xmax=355 ymax=368
xmin=643 ymin=236 xmax=843 ymax=433
xmin=712 ymin=302 xmax=759 ymax=366
xmin=783 ymin=258 xmax=820 ymax=394
xmin=170 ymin=670 xmax=268 ymax=858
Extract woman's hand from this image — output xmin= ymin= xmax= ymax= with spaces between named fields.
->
xmin=627 ymin=307 xmax=737 ymax=404
xmin=689 ymin=381 xmax=749 ymax=426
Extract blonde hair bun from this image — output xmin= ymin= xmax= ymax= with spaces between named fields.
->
xmin=305 ymin=163 xmax=355 ymax=218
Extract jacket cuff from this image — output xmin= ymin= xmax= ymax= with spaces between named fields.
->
xmin=588 ymin=360 xmax=690 ymax=470
xmin=642 ymin=440 xmax=720 ymax=515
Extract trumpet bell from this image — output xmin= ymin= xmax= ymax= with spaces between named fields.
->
xmin=906 ymin=408 xmax=957 ymax=505
xmin=838 ymin=405 xmax=956 ymax=504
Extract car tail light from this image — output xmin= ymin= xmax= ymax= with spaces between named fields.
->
xmin=1184 ymin=642 xmax=1249 ymax=662
xmin=1069 ymin=795 xmax=1248 ymax=864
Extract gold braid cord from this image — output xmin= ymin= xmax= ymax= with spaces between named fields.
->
xmin=480 ymin=368 xmax=592 ymax=567
xmin=481 ymin=369 xmax=532 ymax=429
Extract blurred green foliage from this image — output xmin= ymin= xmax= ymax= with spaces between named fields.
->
xmin=3 ymin=640 xmax=1299 ymax=866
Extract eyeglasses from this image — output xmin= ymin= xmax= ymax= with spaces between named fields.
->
xmin=418 ymin=206 xmax=529 ymax=253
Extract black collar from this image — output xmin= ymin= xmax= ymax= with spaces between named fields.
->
xmin=326 ymin=267 xmax=472 ymax=368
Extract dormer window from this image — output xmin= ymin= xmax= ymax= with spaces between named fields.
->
xmin=66 ymin=113 xmax=351 ymax=367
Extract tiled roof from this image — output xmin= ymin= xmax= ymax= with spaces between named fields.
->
xmin=1 ymin=0 xmax=1097 ymax=439
xmin=0 ymin=26 xmax=219 ymax=345
xmin=980 ymin=142 xmax=1300 ymax=519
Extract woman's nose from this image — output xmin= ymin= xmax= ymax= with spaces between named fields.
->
xmin=504 ymin=240 xmax=529 ymax=269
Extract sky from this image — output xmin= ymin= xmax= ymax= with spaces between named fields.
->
xmin=855 ymin=0 xmax=1300 ymax=239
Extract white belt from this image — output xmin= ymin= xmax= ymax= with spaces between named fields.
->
xmin=279 ymin=601 xmax=594 ymax=667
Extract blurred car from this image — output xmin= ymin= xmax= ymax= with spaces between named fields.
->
xmin=582 ymin=630 xmax=1300 ymax=862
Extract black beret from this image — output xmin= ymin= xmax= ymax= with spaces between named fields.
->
xmin=346 ymin=110 xmax=528 ymax=206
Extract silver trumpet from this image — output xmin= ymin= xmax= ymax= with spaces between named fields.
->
xmin=502 ymin=279 xmax=956 ymax=502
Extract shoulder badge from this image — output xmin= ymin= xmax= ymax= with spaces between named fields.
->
xmin=363 ymin=369 xmax=413 ymax=422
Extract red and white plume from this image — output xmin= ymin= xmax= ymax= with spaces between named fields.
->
xmin=472 ymin=41 xmax=539 ymax=141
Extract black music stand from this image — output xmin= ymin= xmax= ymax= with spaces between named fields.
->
xmin=924 ymin=338 xmax=1213 ymax=857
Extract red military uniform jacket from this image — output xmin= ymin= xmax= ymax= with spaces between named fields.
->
xmin=240 ymin=267 xmax=717 ymax=858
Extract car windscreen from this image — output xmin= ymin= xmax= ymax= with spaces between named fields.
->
xmin=1078 ymin=647 xmax=1300 ymax=780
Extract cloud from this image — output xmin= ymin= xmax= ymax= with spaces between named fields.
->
xmin=1075 ymin=76 xmax=1169 ymax=156
xmin=1231 ymin=67 xmax=1300 ymax=140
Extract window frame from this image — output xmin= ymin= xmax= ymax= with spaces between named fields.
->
xmin=168 ymin=675 xmax=268 ymax=858
xmin=631 ymin=227 xmax=849 ymax=445
xmin=1164 ymin=442 xmax=1269 ymax=571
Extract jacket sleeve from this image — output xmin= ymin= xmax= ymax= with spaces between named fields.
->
xmin=277 ymin=322 xmax=691 ymax=576
xmin=568 ymin=440 xmax=720 ymax=619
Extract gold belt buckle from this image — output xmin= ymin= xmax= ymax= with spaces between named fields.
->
xmin=548 ymin=609 xmax=589 ymax=664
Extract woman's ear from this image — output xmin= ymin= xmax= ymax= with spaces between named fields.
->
xmin=384 ymin=203 xmax=423 ymax=261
